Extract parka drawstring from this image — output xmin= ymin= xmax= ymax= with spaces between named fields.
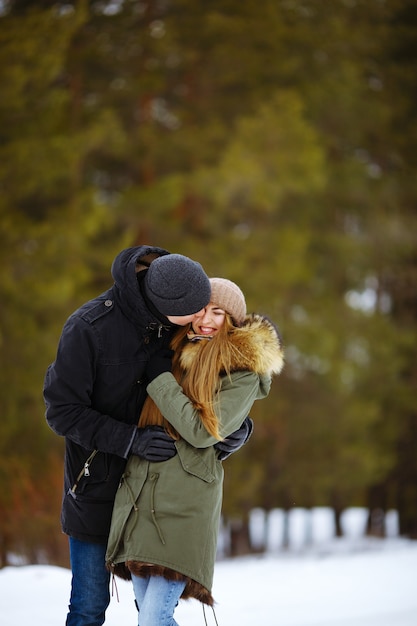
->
xmin=120 ymin=472 xmax=138 ymax=510
xmin=120 ymin=472 xmax=139 ymax=543
xmin=122 ymin=470 xmax=166 ymax=545
xmin=111 ymin=572 xmax=120 ymax=603
xmin=203 ymin=604 xmax=220 ymax=625
xmin=106 ymin=473 xmax=140 ymax=563
xmin=150 ymin=473 xmax=166 ymax=545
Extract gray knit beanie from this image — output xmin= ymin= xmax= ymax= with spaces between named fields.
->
xmin=209 ymin=278 xmax=247 ymax=326
xmin=145 ymin=254 xmax=211 ymax=316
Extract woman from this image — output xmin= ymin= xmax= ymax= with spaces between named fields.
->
xmin=106 ymin=278 xmax=284 ymax=625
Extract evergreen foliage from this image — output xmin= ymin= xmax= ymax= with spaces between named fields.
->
xmin=0 ymin=0 xmax=416 ymax=563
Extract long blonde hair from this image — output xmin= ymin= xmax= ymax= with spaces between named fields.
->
xmin=139 ymin=314 xmax=240 ymax=441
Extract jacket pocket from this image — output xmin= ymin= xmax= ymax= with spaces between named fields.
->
xmin=69 ymin=449 xmax=120 ymax=498
xmin=175 ymin=441 xmax=216 ymax=483
xmin=62 ymin=488 xmax=114 ymax=541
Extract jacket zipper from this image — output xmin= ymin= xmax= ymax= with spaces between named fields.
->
xmin=71 ymin=450 xmax=98 ymax=493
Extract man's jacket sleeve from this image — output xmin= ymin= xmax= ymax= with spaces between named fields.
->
xmin=43 ymin=315 xmax=136 ymax=458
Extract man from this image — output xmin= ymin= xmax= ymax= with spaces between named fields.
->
xmin=44 ymin=245 xmax=251 ymax=626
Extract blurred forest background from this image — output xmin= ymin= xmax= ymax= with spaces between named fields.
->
xmin=1 ymin=0 xmax=416 ymax=568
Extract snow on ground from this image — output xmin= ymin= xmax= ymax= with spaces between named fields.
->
xmin=1 ymin=538 xmax=417 ymax=626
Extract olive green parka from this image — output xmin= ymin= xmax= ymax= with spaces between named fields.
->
xmin=106 ymin=314 xmax=283 ymax=605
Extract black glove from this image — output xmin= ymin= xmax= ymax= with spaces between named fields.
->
xmin=214 ymin=416 xmax=254 ymax=461
xmin=130 ymin=426 xmax=177 ymax=462
xmin=147 ymin=349 xmax=174 ymax=383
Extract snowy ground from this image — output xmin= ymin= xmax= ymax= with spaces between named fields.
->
xmin=1 ymin=537 xmax=417 ymax=626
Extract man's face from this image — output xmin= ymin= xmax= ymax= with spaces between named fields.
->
xmin=166 ymin=308 xmax=206 ymax=326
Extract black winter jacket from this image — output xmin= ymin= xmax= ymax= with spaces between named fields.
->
xmin=43 ymin=245 xmax=179 ymax=544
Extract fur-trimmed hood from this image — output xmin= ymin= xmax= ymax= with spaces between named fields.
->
xmin=180 ymin=313 xmax=284 ymax=376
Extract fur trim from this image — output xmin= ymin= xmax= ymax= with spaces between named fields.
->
xmin=180 ymin=313 xmax=284 ymax=376
xmin=108 ymin=561 xmax=215 ymax=605
xmin=123 ymin=561 xmax=214 ymax=606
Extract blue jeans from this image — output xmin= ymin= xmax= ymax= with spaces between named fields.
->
xmin=66 ymin=537 xmax=110 ymax=626
xmin=131 ymin=573 xmax=186 ymax=626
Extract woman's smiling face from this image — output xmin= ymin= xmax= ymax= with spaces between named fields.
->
xmin=191 ymin=303 xmax=226 ymax=336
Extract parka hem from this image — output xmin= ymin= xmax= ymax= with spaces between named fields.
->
xmin=108 ymin=560 xmax=215 ymax=606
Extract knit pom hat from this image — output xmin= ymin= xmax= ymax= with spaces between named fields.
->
xmin=209 ymin=278 xmax=247 ymax=326
xmin=145 ymin=254 xmax=211 ymax=316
